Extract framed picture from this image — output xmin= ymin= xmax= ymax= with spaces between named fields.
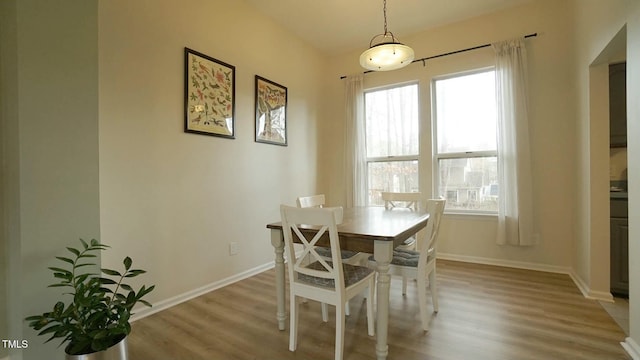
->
xmin=184 ymin=48 xmax=235 ymax=139
xmin=255 ymin=75 xmax=287 ymax=146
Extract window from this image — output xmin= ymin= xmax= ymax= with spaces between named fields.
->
xmin=433 ymin=70 xmax=498 ymax=213
xmin=364 ymin=83 xmax=419 ymax=206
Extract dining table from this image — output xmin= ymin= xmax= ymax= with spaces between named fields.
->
xmin=267 ymin=206 xmax=430 ymax=360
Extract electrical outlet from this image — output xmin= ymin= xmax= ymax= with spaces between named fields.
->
xmin=229 ymin=242 xmax=239 ymax=255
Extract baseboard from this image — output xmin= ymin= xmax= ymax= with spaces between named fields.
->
xmin=622 ymin=337 xmax=640 ymax=360
xmin=131 ymin=261 xmax=275 ymax=322
xmin=437 ymin=252 xmax=573 ymax=275
xmin=568 ymin=270 xmax=614 ymax=302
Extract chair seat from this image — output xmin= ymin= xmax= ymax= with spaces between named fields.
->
xmin=315 ymin=246 xmax=359 ymax=260
xmin=394 ymin=237 xmax=416 ymax=251
xmin=298 ymin=261 xmax=374 ymax=288
xmin=368 ymin=249 xmax=432 ymax=267
xmin=390 ymin=249 xmax=420 ymax=267
xmin=403 ymin=237 xmax=416 ymax=246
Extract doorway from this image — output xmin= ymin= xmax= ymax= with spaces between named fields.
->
xmin=589 ymin=25 xmax=629 ymax=334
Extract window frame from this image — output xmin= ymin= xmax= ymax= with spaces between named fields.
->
xmin=364 ymin=82 xmax=420 ymax=206
xmin=431 ymin=67 xmax=498 ymax=215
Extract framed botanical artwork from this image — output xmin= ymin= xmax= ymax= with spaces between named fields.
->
xmin=184 ymin=47 xmax=235 ymax=139
xmin=255 ymin=75 xmax=287 ymax=146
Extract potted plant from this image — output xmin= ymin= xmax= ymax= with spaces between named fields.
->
xmin=25 ymin=239 xmax=155 ymax=359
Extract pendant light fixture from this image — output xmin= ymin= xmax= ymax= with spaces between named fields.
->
xmin=359 ymin=0 xmax=415 ymax=71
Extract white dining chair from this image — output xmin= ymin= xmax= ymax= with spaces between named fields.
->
xmin=381 ymin=192 xmax=422 ymax=252
xmin=296 ymin=195 xmax=369 ymax=265
xmin=296 ymin=194 xmax=370 ymax=319
xmin=280 ymin=205 xmax=375 ymax=360
xmin=370 ymin=198 xmax=446 ymax=331
xmin=296 ymin=194 xmax=325 ymax=209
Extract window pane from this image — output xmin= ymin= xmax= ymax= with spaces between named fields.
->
xmin=437 ymin=157 xmax=498 ymax=212
xmin=365 ymin=84 xmax=419 ymax=157
xmin=368 ymin=161 xmax=418 ymax=206
xmin=435 ymin=71 xmax=496 ymax=153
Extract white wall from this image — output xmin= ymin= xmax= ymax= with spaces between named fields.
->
xmin=321 ymin=0 xmax=576 ymax=271
xmin=99 ymin=0 xmax=325 ymax=309
xmin=0 ymin=1 xmax=100 ymax=360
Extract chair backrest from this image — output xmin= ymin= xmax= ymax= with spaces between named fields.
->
xmin=420 ymin=198 xmax=446 ymax=262
xmin=381 ymin=192 xmax=422 ymax=211
xmin=280 ymin=205 xmax=345 ymax=288
xmin=296 ymin=194 xmax=325 ymax=208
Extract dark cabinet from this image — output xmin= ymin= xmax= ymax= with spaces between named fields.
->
xmin=610 ymin=198 xmax=628 ymax=296
xmin=609 ymin=62 xmax=627 ymax=147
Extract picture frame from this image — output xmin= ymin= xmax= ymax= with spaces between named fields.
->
xmin=184 ymin=47 xmax=235 ymax=139
xmin=255 ymin=75 xmax=287 ymax=146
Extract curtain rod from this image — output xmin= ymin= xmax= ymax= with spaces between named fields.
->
xmin=340 ymin=32 xmax=537 ymax=79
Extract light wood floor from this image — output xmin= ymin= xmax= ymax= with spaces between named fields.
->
xmin=128 ymin=260 xmax=629 ymax=359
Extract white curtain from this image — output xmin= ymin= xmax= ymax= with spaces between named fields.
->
xmin=344 ymin=74 xmax=367 ymax=207
xmin=492 ymin=38 xmax=537 ymax=246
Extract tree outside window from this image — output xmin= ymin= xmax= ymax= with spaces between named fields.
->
xmin=364 ymin=83 xmax=419 ymax=206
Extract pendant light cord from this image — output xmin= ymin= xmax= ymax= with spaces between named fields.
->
xmin=383 ymin=0 xmax=388 ymax=35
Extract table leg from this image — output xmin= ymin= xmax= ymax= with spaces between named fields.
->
xmin=374 ymin=241 xmax=393 ymax=360
xmin=271 ymin=228 xmax=287 ymax=331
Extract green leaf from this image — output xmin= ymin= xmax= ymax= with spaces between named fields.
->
xmin=37 ymin=324 xmax=63 ymax=336
xmin=101 ymin=269 xmax=121 ymax=276
xmin=124 ymin=269 xmax=146 ymax=277
xmin=53 ymin=301 xmax=65 ymax=315
xmin=139 ymin=285 xmax=155 ymax=297
xmin=123 ymin=257 xmax=132 ymax=271
xmin=120 ymin=284 xmax=133 ymax=291
xmin=66 ymin=247 xmax=80 ymax=256
xmin=55 ymin=256 xmax=74 ymax=265
xmin=48 ymin=283 xmax=70 ymax=288
xmin=48 ymin=267 xmax=72 ymax=274
xmin=74 ymin=273 xmax=91 ymax=284
xmin=80 ymin=238 xmax=89 ymax=249
xmin=53 ymin=272 xmax=72 ymax=281
xmin=99 ymin=278 xmax=117 ymax=285
xmin=74 ymin=263 xmax=95 ymax=269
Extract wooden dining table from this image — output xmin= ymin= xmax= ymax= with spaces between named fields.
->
xmin=267 ymin=206 xmax=430 ymax=360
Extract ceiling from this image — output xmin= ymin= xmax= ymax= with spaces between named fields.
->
xmin=243 ymin=0 xmax=534 ymax=55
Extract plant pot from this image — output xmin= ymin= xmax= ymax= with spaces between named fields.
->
xmin=65 ymin=336 xmax=128 ymax=360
